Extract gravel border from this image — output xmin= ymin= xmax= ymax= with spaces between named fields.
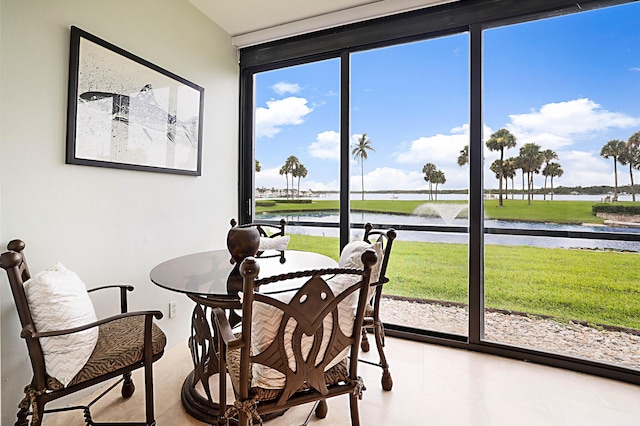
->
xmin=380 ymin=297 xmax=640 ymax=369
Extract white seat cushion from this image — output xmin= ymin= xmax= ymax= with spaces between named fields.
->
xmin=23 ymin=263 xmax=99 ymax=387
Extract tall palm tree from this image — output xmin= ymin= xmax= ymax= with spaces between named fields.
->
xmin=541 ymin=149 xmax=558 ymax=201
xmin=486 ymin=128 xmax=517 ymax=207
xmin=457 ymin=145 xmax=469 ymax=166
xmin=543 ymin=162 xmax=563 ymax=200
xmin=292 ymin=163 xmax=308 ymax=199
xmin=255 ymin=160 xmax=261 ymax=172
xmin=600 ymin=140 xmax=626 ymax=196
xmin=519 ymin=143 xmax=544 ymax=205
xmin=422 ymin=162 xmax=437 ymax=200
xmin=279 ymin=155 xmax=299 ymax=198
xmin=432 ymin=169 xmax=446 ymax=200
xmin=351 ymin=134 xmax=375 ymax=200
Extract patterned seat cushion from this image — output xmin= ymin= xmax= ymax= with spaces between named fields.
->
xmin=226 ymin=346 xmax=349 ymax=402
xmin=60 ymin=315 xmax=166 ymax=387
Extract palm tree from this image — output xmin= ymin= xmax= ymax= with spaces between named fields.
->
xmin=543 ymin=162 xmax=563 ymax=200
xmin=627 ymin=131 xmax=640 ymax=202
xmin=351 ymin=134 xmax=375 ymax=200
xmin=541 ymin=149 xmax=558 ymax=201
xmin=279 ymin=155 xmax=299 ymax=198
xmin=486 ymin=128 xmax=517 ymax=207
xmin=292 ymin=163 xmax=307 ymax=199
xmin=457 ymin=145 xmax=469 ymax=166
xmin=255 ymin=160 xmax=261 ymax=172
xmin=600 ymin=140 xmax=626 ymax=196
xmin=432 ymin=169 xmax=446 ymax=200
xmin=422 ymin=162 xmax=437 ymax=200
xmin=519 ymin=143 xmax=544 ymax=205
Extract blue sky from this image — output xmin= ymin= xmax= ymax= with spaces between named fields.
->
xmin=254 ymin=2 xmax=640 ymax=192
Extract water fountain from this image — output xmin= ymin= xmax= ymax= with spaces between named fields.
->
xmin=413 ymin=203 xmax=468 ymax=225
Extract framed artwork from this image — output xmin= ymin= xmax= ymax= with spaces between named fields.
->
xmin=66 ymin=26 xmax=204 ymax=175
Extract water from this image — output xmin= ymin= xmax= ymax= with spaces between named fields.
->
xmin=258 ymin=210 xmax=640 ymax=252
xmin=311 ymin=192 xmax=637 ymax=202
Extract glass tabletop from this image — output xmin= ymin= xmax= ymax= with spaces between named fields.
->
xmin=150 ymin=249 xmax=338 ymax=298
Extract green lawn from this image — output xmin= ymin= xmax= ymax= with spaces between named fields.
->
xmin=257 ymin=198 xmax=621 ymax=224
xmin=287 ymin=234 xmax=640 ymax=330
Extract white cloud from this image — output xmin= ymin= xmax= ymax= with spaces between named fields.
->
xmin=506 ymin=98 xmax=640 ymax=149
xmin=554 ymin=150 xmax=612 ymax=187
xmin=394 ymin=125 xmax=470 ymax=165
xmin=272 ymin=82 xmax=301 ymax=95
xmin=309 ymin=130 xmax=340 ymax=161
xmin=255 ymin=97 xmax=312 ymax=138
xmin=351 ymin=167 xmax=425 ymax=191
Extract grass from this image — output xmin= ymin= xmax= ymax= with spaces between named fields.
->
xmin=287 ymin=234 xmax=640 ymax=330
xmin=256 ymin=198 xmax=627 ymax=224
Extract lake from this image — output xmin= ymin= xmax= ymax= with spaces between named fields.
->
xmin=259 ymin=210 xmax=640 ymax=252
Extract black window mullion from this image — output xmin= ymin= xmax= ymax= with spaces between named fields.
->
xmin=339 ymin=51 xmax=351 ymax=252
xmin=468 ymin=23 xmax=484 ymax=344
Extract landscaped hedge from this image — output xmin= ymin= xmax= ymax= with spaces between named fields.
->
xmin=592 ymin=204 xmax=640 ymax=215
xmin=256 ymin=200 xmax=277 ymax=207
xmin=272 ymin=199 xmax=313 ymax=204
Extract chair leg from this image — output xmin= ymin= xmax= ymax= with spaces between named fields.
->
xmin=144 ymin=362 xmax=156 ymax=425
xmin=374 ymin=320 xmax=393 ymax=391
xmin=349 ymin=393 xmax=360 ymax=426
xmin=15 ymin=406 xmax=29 ymax=426
xmin=315 ymin=399 xmax=328 ymax=419
xmin=360 ymin=327 xmax=370 ymax=352
xmin=121 ymin=372 xmax=136 ymax=398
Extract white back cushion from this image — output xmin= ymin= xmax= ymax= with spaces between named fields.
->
xmin=250 ymin=273 xmax=359 ymax=389
xmin=24 ymin=263 xmax=99 ymax=387
xmin=258 ymin=235 xmax=290 ymax=251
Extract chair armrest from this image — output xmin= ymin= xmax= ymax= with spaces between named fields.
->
xmin=88 ymin=284 xmax=135 ymax=314
xmin=21 ymin=310 xmax=163 ymax=339
xmin=212 ymin=308 xmax=243 ymax=350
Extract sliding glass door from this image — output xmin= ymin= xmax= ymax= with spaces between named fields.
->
xmin=483 ymin=2 xmax=640 ymax=370
xmin=350 ymin=34 xmax=470 ymax=335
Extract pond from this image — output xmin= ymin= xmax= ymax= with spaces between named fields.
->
xmin=258 ymin=211 xmax=640 ymax=252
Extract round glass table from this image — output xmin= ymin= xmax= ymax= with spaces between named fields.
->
xmin=150 ymin=249 xmax=338 ymax=423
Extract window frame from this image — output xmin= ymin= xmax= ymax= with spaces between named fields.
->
xmin=238 ymin=0 xmax=640 ymax=385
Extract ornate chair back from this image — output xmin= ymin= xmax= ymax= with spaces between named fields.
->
xmin=213 ymin=249 xmax=377 ymax=426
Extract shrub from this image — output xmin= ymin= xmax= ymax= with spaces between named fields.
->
xmin=592 ymin=204 xmax=640 ymax=215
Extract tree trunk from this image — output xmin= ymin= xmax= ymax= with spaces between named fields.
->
xmin=521 ymin=171 xmax=525 ymax=200
xmin=498 ymin=150 xmax=504 ymax=207
xmin=361 ymin=160 xmax=365 ymax=201
xmin=630 ymin=164 xmax=636 ymax=202
xmin=613 ymin=159 xmax=619 ymax=195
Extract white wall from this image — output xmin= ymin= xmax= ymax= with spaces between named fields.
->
xmin=0 ymin=0 xmax=239 ymax=422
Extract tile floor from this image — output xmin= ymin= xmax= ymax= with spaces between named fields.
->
xmin=39 ymin=336 xmax=640 ymax=425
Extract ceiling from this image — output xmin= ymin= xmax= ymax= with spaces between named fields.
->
xmin=187 ymin=0 xmax=457 ymax=47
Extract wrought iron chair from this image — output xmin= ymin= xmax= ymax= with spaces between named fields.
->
xmin=230 ymin=218 xmax=288 ymax=263
xmin=212 ymin=249 xmax=377 ymax=426
xmin=359 ymin=223 xmax=397 ymax=391
xmin=0 ymin=239 xmax=166 ymax=426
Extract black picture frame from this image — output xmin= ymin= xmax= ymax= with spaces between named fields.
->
xmin=66 ymin=26 xmax=204 ymax=175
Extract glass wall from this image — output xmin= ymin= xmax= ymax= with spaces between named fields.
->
xmin=483 ymin=3 xmax=640 ymax=370
xmin=242 ymin=0 xmax=640 ymax=382
xmin=253 ymin=59 xmax=341 ymax=254
xmin=350 ymin=35 xmax=470 ymax=335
